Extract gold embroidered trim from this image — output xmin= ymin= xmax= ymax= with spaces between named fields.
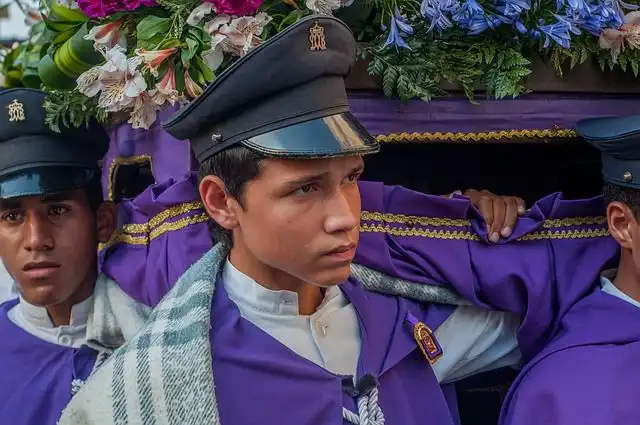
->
xmin=361 ymin=224 xmax=481 ymax=240
xmin=375 ymin=128 xmax=578 ymax=143
xmin=100 ymin=213 xmax=209 ymax=250
xmin=119 ymin=201 xmax=204 ymax=234
xmin=361 ymin=211 xmax=470 ymax=227
xmin=541 ymin=216 xmax=606 ymax=228
xmin=107 ymin=155 xmax=154 ymax=201
xmin=360 ymin=223 xmax=610 ymax=240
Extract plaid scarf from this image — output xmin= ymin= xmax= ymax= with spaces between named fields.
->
xmin=59 ymin=244 xmax=464 ymax=425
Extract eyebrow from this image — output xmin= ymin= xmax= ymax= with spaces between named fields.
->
xmin=41 ymin=192 xmax=77 ymax=203
xmin=0 ymin=199 xmax=22 ymax=210
xmin=284 ymin=164 xmax=365 ymax=187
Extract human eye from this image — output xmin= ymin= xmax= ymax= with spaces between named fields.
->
xmin=0 ymin=210 xmax=24 ymax=223
xmin=293 ymin=183 xmax=319 ymax=196
xmin=344 ymin=171 xmax=362 ymax=183
xmin=48 ymin=205 xmax=70 ymax=217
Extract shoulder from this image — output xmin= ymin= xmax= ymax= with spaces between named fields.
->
xmin=505 ymin=345 xmax=619 ymax=425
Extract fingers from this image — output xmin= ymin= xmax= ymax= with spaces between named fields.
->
xmin=486 ymin=192 xmax=506 ymax=242
xmin=501 ymin=197 xmax=521 ymax=238
xmin=516 ymin=197 xmax=526 ymax=215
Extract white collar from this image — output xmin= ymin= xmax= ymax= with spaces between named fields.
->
xmin=600 ymin=276 xmax=640 ymax=309
xmin=222 ymin=260 xmax=342 ymax=316
xmin=17 ymin=294 xmax=93 ymax=329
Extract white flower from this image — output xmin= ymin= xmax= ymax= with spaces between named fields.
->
xmin=600 ymin=12 xmax=640 ymax=62
xmin=84 ymin=19 xmax=127 ymax=50
xmin=150 ymin=62 xmax=183 ymax=106
xmin=76 ymin=46 xmax=147 ymax=113
xmin=128 ymin=92 xmax=158 ymax=129
xmin=135 ymin=47 xmax=177 ymax=77
xmin=305 ymin=0 xmax=341 ymax=15
xmin=202 ymin=12 xmax=272 ymax=70
xmin=187 ymin=3 xmax=214 ymax=26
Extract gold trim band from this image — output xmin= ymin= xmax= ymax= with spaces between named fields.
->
xmin=376 ymin=128 xmax=578 ymax=143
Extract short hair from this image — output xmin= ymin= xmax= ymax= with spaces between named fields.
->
xmin=603 ymin=182 xmax=640 ymax=219
xmin=197 ymin=145 xmax=266 ymax=247
xmin=84 ymin=168 xmax=105 ymax=214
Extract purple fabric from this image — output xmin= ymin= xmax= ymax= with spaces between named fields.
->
xmin=102 ymin=106 xmax=197 ymax=196
xmin=0 ymin=300 xmax=97 ymax=425
xmin=211 ymin=275 xmax=459 ymax=425
xmin=348 ymin=93 xmax=640 ymax=136
xmin=499 ymin=289 xmax=640 ymax=425
xmin=101 ymin=173 xmax=212 ymax=307
xmin=355 ymin=180 xmax=619 ymax=362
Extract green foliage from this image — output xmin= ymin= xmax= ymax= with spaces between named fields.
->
xmin=365 ymin=36 xmax=531 ymax=101
xmin=43 ymin=89 xmax=108 ymax=133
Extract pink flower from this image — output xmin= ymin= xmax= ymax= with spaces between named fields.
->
xmin=84 ymin=19 xmax=127 ymax=49
xmin=77 ymin=0 xmax=157 ymax=18
xmin=184 ymin=69 xmax=203 ymax=98
xmin=204 ymin=0 xmax=263 ymax=16
xmin=135 ymin=47 xmax=177 ymax=76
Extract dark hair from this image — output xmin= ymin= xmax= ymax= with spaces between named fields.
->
xmin=198 ymin=145 xmax=266 ymax=247
xmin=603 ymin=182 xmax=640 ymax=219
xmin=85 ymin=168 xmax=105 ymax=214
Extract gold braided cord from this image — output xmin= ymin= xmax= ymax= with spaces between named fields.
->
xmin=360 ymin=223 xmax=610 ymax=240
xmin=541 ymin=216 xmax=606 ymax=228
xmin=100 ymin=213 xmax=210 ymax=251
xmin=361 ymin=211 xmax=470 ymax=227
xmin=375 ymin=128 xmax=578 ymax=143
xmin=119 ymin=201 xmax=205 ymax=234
xmin=362 ymin=211 xmax=607 ymax=230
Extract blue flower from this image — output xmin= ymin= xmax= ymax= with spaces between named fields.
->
xmin=535 ymin=18 xmax=572 ymax=48
xmin=495 ymin=0 xmax=531 ymax=23
xmin=452 ymin=0 xmax=499 ymax=34
xmin=421 ymin=0 xmax=459 ymax=32
xmin=382 ymin=8 xmax=413 ymax=50
xmin=565 ymin=0 xmax=591 ymax=17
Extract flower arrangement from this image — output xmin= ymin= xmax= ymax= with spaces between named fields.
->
xmin=1 ymin=0 xmax=640 ymax=131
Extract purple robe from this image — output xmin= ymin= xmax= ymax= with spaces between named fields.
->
xmin=355 ymin=181 xmax=618 ymax=361
xmin=0 ymin=300 xmax=97 ymax=425
xmin=211 ymin=275 xmax=461 ymax=424
xmin=499 ymin=289 xmax=640 ymax=425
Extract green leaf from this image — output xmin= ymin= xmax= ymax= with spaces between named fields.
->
xmin=382 ymin=66 xmax=398 ymax=97
xmin=194 ymin=55 xmax=215 ymax=83
xmin=137 ymin=16 xmax=172 ymax=41
xmin=632 ymin=59 xmax=639 ymax=77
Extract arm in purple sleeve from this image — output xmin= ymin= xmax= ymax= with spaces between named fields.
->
xmin=100 ymin=173 xmax=213 ymax=307
xmin=355 ymin=180 xmax=619 ymax=360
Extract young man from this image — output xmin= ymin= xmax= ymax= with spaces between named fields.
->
xmin=499 ymin=114 xmax=640 ymax=425
xmin=0 ymin=88 xmax=150 ymax=425
xmin=60 ymin=17 xmax=617 ymax=425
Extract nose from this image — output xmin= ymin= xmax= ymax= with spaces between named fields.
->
xmin=324 ymin=187 xmax=359 ymax=235
xmin=24 ymin=213 xmax=54 ymax=252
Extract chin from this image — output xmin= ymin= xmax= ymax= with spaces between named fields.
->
xmin=20 ymin=285 xmax=66 ymax=307
xmin=312 ymin=265 xmax=352 ymax=288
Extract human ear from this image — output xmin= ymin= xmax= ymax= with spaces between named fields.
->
xmin=199 ymin=175 xmax=240 ymax=231
xmin=607 ymin=201 xmax=637 ymax=249
xmin=95 ymin=201 xmax=118 ymax=243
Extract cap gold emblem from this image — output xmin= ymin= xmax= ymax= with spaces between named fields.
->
xmin=7 ymin=99 xmax=25 ymax=122
xmin=309 ymin=21 xmax=326 ymax=51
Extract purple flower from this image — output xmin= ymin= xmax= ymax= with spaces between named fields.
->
xmin=421 ymin=0 xmax=459 ymax=32
xmin=77 ymin=0 xmax=156 ymax=18
xmin=383 ymin=8 xmax=413 ymax=49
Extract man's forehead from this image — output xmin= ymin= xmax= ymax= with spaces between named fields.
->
xmin=0 ymin=190 xmax=84 ymax=208
xmin=263 ymin=155 xmax=364 ymax=175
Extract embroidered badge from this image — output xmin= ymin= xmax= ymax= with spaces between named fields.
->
xmin=309 ymin=21 xmax=326 ymax=51
xmin=405 ymin=312 xmax=443 ymax=364
xmin=7 ymin=99 xmax=25 ymax=122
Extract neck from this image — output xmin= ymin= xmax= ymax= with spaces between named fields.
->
xmin=612 ymin=251 xmax=640 ymax=304
xmin=46 ymin=272 xmax=97 ymax=327
xmin=229 ymin=246 xmax=324 ymax=315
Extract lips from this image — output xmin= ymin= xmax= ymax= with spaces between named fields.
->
xmin=22 ymin=261 xmax=60 ymax=279
xmin=324 ymin=243 xmax=357 ymax=262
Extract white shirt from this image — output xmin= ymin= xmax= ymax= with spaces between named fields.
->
xmin=601 ymin=276 xmax=640 ymax=309
xmin=7 ymin=295 xmax=92 ymax=348
xmin=223 ymin=261 xmax=521 ymax=384
xmin=0 ymin=261 xmax=17 ymax=304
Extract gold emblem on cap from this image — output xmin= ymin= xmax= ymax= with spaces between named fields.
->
xmin=624 ymin=171 xmax=633 ymax=182
xmin=7 ymin=99 xmax=25 ymax=122
xmin=309 ymin=21 xmax=326 ymax=51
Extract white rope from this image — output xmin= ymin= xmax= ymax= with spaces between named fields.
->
xmin=342 ymin=387 xmax=385 ymax=425
xmin=71 ymin=351 xmax=109 ymax=396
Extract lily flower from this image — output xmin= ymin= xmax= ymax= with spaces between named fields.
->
xmin=135 ymin=48 xmax=177 ymax=77
xmin=84 ymin=19 xmax=127 ymax=50
xmin=184 ymin=68 xmax=203 ymax=99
